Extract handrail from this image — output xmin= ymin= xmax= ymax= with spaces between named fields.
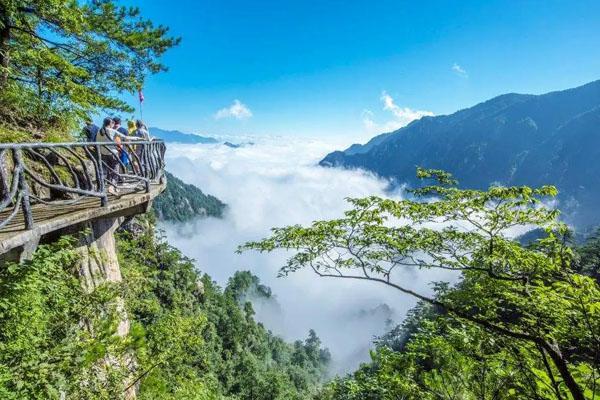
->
xmin=0 ymin=140 xmax=160 ymax=149
xmin=0 ymin=140 xmax=166 ymax=230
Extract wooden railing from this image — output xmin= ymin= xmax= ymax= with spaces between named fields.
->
xmin=0 ymin=140 xmax=166 ymax=230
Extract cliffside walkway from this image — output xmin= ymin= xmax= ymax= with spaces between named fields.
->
xmin=0 ymin=140 xmax=166 ymax=260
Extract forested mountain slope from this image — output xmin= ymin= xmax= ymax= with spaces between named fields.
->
xmin=0 ymin=215 xmax=330 ymax=399
xmin=119 ymin=217 xmax=330 ymax=398
xmin=320 ymin=80 xmax=600 ymax=227
xmin=153 ymin=171 xmax=226 ymax=222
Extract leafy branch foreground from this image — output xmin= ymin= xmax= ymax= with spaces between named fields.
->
xmin=241 ymin=168 xmax=600 ymax=400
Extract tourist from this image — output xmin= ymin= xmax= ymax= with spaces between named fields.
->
xmin=82 ymin=119 xmax=99 ymax=142
xmin=96 ymin=118 xmax=120 ymax=193
xmin=128 ymin=120 xmax=150 ymax=174
xmin=113 ymin=117 xmax=129 ymax=136
xmin=113 ymin=118 xmax=139 ymax=172
xmin=127 ymin=119 xmax=136 ymax=135
xmin=96 ymin=118 xmax=138 ymax=193
xmin=134 ymin=120 xmax=150 ymax=140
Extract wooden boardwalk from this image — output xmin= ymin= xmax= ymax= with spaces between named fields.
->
xmin=0 ymin=183 xmax=165 ymax=255
xmin=0 ymin=140 xmax=167 ymax=260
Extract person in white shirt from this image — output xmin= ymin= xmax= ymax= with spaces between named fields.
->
xmin=134 ymin=120 xmax=150 ymax=140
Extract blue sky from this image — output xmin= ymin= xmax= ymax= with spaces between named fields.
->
xmin=124 ymin=0 xmax=600 ymax=139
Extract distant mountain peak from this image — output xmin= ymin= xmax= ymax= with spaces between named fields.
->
xmin=149 ymin=127 xmax=218 ymax=144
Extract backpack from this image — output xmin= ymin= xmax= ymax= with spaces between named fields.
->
xmin=97 ymin=127 xmax=119 ymax=156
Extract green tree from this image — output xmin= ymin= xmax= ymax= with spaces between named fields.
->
xmin=118 ymin=215 xmax=330 ymax=399
xmin=576 ymin=228 xmax=600 ymax=283
xmin=0 ymin=212 xmax=331 ymax=399
xmin=324 ymin=305 xmax=580 ymax=400
xmin=241 ymin=168 xmax=600 ymax=399
xmin=0 ymin=236 xmax=127 ymax=399
xmin=225 ymin=270 xmax=273 ymax=303
xmin=0 ymin=0 xmax=178 ymax=138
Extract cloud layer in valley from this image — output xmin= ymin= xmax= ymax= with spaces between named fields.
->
xmin=161 ymin=137 xmax=456 ymax=373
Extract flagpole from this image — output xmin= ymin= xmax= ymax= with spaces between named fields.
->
xmin=138 ymin=88 xmax=144 ymax=121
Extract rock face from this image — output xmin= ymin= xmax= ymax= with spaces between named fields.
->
xmin=75 ymin=216 xmax=137 ymax=399
xmin=320 ymin=80 xmax=600 ymax=228
xmin=77 ymin=217 xmax=130 ymax=335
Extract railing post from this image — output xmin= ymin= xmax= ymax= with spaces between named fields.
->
xmin=0 ymin=150 xmax=8 ymax=200
xmin=14 ymin=149 xmax=33 ymax=230
xmin=140 ymin=142 xmax=147 ymax=179
xmin=142 ymin=142 xmax=150 ymax=193
xmin=159 ymin=142 xmax=166 ymax=184
xmin=95 ymin=144 xmax=108 ymax=207
xmin=145 ymin=142 xmax=152 ymax=180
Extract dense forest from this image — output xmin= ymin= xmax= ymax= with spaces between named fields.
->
xmin=0 ymin=214 xmax=330 ymax=399
xmin=243 ymin=169 xmax=600 ymax=399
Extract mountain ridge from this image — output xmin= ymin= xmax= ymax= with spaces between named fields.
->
xmin=153 ymin=171 xmax=226 ymax=222
xmin=149 ymin=127 xmax=218 ymax=144
xmin=320 ymin=80 xmax=600 ymax=227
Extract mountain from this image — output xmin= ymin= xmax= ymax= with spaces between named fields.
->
xmin=153 ymin=171 xmax=226 ymax=222
xmin=149 ymin=127 xmax=218 ymax=144
xmin=320 ymin=80 xmax=600 ymax=227
xmin=223 ymin=141 xmax=254 ymax=148
xmin=223 ymin=141 xmax=241 ymax=148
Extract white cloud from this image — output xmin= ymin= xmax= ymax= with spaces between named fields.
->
xmin=162 ymin=137 xmax=453 ymax=374
xmin=363 ymin=92 xmax=434 ymax=135
xmin=452 ymin=62 xmax=468 ymax=78
xmin=381 ymin=91 xmax=434 ymax=124
xmin=214 ymin=99 xmax=253 ymax=120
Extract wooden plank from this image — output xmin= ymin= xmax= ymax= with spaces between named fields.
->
xmin=0 ymin=183 xmax=165 ymax=254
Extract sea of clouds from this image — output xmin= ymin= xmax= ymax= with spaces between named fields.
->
xmin=160 ymin=135 xmax=457 ymax=374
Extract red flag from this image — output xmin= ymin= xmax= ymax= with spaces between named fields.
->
xmin=138 ymin=89 xmax=145 ymax=103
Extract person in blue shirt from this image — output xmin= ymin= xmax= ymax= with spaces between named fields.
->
xmin=82 ymin=119 xmax=99 ymax=141
xmin=113 ymin=117 xmax=129 ymax=136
